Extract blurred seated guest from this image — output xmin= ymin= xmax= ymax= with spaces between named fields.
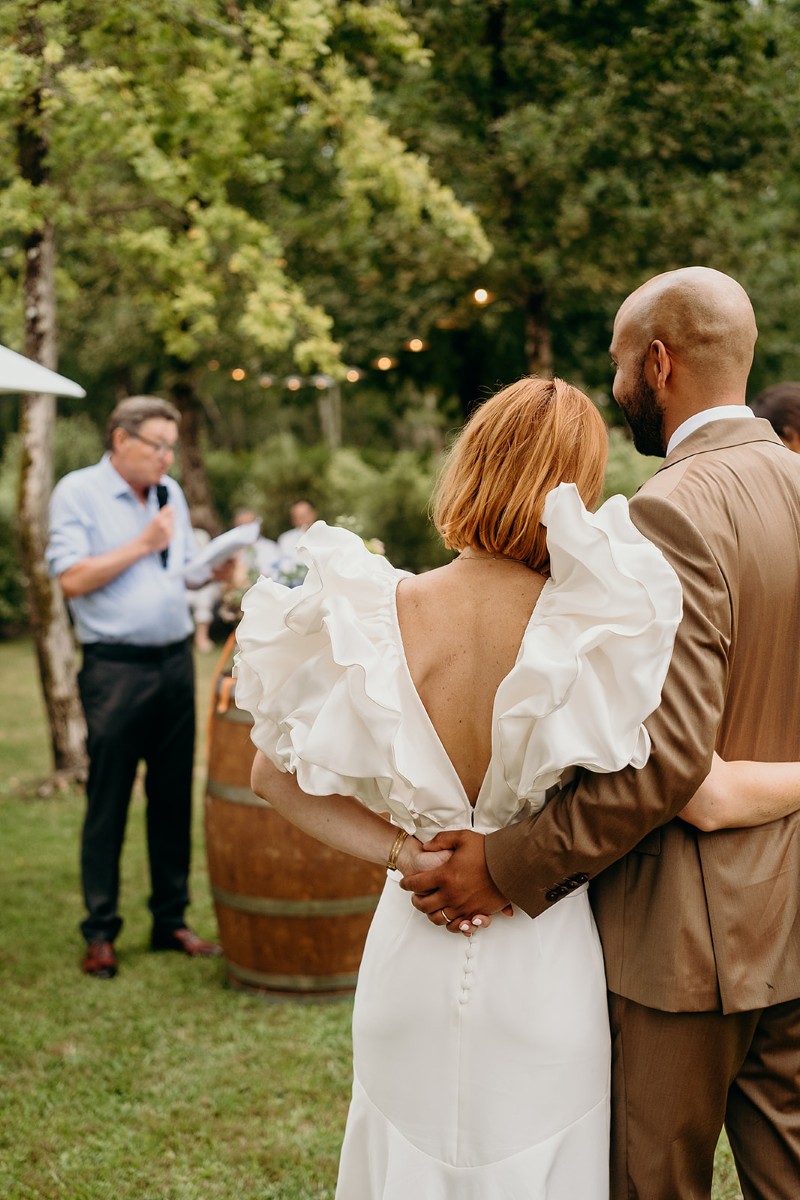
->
xmin=277 ymin=499 xmax=318 ymax=584
xmin=751 ymin=381 xmax=800 ymax=452
xmin=218 ymin=507 xmax=281 ymax=624
xmin=46 ymin=395 xmax=223 ymax=980
xmin=232 ymin=506 xmax=280 ymax=580
xmin=188 ymin=526 xmax=221 ymax=652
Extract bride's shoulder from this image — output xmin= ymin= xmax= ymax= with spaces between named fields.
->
xmin=541 ymin=482 xmax=680 ymax=600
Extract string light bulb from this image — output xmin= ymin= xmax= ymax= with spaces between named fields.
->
xmin=231 ymin=368 xmax=246 ymax=381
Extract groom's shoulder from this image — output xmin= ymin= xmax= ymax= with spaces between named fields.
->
xmin=630 ymin=453 xmax=708 ymax=521
xmin=630 ymin=436 xmax=799 ymax=566
xmin=632 ymin=431 xmax=778 ymax=512
xmin=627 ymin=446 xmax=738 ymax=558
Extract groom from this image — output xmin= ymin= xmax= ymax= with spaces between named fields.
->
xmin=403 ymin=267 xmax=800 ymax=1198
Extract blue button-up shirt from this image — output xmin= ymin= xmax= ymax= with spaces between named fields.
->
xmin=46 ymin=454 xmax=195 ymax=646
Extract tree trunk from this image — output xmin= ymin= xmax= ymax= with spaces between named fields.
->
xmin=170 ymin=376 xmax=222 ymax=534
xmin=524 ymin=291 xmax=554 ymax=377
xmin=16 ymin=12 xmax=87 ymax=786
xmin=317 ymin=383 xmax=342 ymax=450
xmin=17 ymin=223 xmax=88 ymax=785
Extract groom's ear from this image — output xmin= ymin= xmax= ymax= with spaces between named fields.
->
xmin=649 ymin=339 xmax=672 ymax=391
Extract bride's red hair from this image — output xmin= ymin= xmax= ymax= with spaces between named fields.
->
xmin=432 ymin=377 xmax=608 ymax=572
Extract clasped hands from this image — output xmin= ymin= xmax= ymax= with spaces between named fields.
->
xmin=400 ymin=828 xmax=512 ymax=935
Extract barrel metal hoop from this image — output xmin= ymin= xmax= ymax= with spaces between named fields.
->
xmin=212 ymin=885 xmax=379 ymax=917
xmin=206 ymin=780 xmax=271 ymax=808
xmin=225 ymin=959 xmax=358 ymax=992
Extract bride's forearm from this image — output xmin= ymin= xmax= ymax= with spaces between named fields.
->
xmin=249 ymin=749 xmax=440 ymax=874
xmin=680 ymin=754 xmax=800 ymax=831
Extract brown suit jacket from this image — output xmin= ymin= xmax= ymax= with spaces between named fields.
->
xmin=486 ymin=417 xmax=800 ymax=1014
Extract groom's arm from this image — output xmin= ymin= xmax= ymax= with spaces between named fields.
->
xmin=488 ymin=490 xmax=730 ymax=917
xmin=403 ymin=490 xmax=731 ymax=921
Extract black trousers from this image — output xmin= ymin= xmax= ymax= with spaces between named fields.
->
xmin=77 ymin=641 xmax=195 ymax=944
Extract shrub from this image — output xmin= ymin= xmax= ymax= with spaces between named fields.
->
xmin=602 ymin=427 xmax=658 ymax=501
xmin=366 ymin=451 xmax=448 ymax=572
xmin=0 ymin=508 xmax=26 ymax=634
xmin=234 ymin=434 xmax=331 ymax=538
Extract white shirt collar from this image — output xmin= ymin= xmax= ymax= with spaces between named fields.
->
xmin=666 ymin=406 xmax=755 ymax=457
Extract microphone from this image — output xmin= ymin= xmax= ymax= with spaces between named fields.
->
xmin=155 ymin=484 xmax=169 ymax=569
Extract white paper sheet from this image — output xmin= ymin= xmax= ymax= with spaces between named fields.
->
xmin=184 ymin=519 xmax=260 ymax=586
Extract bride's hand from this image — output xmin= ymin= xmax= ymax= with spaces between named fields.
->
xmin=454 ymin=904 xmax=515 ymax=937
xmin=397 ymin=835 xmax=451 ymax=877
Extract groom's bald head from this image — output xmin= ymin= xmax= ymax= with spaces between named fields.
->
xmin=614 ymin=267 xmax=757 ymax=387
xmin=610 ymin=267 xmax=757 ymax=455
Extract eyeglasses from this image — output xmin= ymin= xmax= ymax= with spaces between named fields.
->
xmin=130 ymin=431 xmax=180 ymax=456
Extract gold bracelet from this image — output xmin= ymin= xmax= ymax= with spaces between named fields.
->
xmin=386 ymin=828 xmax=409 ymax=873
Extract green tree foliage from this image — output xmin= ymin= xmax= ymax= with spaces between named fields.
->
xmin=0 ymin=0 xmax=489 ymax=401
xmin=380 ymin=0 xmax=800 ymax=396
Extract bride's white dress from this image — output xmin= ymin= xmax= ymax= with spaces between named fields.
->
xmin=234 ymin=483 xmax=682 ymax=1199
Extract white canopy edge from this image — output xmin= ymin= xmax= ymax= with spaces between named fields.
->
xmin=0 ymin=343 xmax=86 ymax=398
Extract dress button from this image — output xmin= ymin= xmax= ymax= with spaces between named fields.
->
xmin=545 ymin=889 xmax=559 ymax=902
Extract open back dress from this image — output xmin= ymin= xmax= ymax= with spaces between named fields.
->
xmin=235 ymin=483 xmax=682 ymax=1199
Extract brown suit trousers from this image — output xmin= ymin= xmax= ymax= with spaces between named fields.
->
xmin=486 ymin=418 xmax=800 ymax=1198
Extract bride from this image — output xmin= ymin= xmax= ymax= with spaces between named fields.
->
xmin=234 ymin=376 xmax=793 ymax=1197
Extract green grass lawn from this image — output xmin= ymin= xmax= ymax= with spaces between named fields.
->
xmin=0 ymin=637 xmax=743 ymax=1198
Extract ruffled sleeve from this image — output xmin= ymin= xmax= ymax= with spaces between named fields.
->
xmin=235 ymin=494 xmax=683 ymax=838
xmin=234 ymin=523 xmax=421 ymax=829
xmin=481 ymin=483 xmax=683 ymax=828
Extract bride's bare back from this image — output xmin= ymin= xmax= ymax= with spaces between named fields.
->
xmin=396 ymin=558 xmax=546 ymax=804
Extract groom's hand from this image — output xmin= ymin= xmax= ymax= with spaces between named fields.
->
xmin=400 ymin=829 xmax=510 ymax=931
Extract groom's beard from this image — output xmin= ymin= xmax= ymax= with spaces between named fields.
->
xmin=619 ymin=364 xmax=666 ymax=457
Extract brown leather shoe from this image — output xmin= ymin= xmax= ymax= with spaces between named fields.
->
xmin=150 ymin=927 xmax=222 ymax=957
xmin=82 ymin=940 xmax=118 ymax=979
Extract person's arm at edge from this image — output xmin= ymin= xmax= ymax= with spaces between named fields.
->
xmin=680 ymin=753 xmax=800 ymax=831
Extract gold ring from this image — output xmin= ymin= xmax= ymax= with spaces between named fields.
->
xmin=439 ymin=908 xmax=454 ymax=923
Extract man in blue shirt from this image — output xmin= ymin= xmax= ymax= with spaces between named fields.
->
xmin=47 ymin=395 xmax=221 ymax=978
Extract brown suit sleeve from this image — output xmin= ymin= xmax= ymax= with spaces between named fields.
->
xmin=484 ymin=489 xmax=732 ymax=919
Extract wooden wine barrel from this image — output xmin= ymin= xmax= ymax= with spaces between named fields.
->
xmin=204 ymin=652 xmax=387 ymax=999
